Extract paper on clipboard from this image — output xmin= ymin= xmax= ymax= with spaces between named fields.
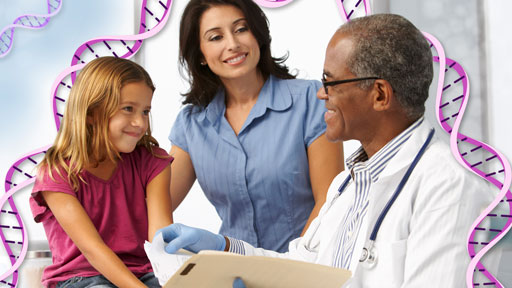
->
xmin=144 ymin=233 xmax=193 ymax=285
xmin=163 ymin=250 xmax=351 ymax=288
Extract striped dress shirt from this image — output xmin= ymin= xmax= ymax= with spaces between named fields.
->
xmin=333 ymin=117 xmax=424 ymax=269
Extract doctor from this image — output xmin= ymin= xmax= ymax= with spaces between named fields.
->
xmin=157 ymin=14 xmax=493 ymax=287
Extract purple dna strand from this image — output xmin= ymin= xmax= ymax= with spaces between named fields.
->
xmin=425 ymin=34 xmax=512 ymax=288
xmin=54 ymin=0 xmax=172 ymax=129
xmin=0 ymin=147 xmax=47 ymax=286
xmin=336 ymin=0 xmax=371 ymax=22
xmin=1 ymin=0 xmax=172 ymax=286
xmin=0 ymin=0 xmax=62 ymax=58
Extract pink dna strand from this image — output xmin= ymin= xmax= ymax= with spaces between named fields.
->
xmin=0 ymin=0 xmax=172 ymax=286
xmin=0 ymin=0 xmax=62 ymax=58
xmin=336 ymin=0 xmax=371 ymax=21
xmin=425 ymin=34 xmax=512 ymax=288
xmin=252 ymin=0 xmax=293 ymax=8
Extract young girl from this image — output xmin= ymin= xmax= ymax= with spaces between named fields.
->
xmin=30 ymin=57 xmax=172 ymax=288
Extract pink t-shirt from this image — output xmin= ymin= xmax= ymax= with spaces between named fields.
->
xmin=30 ymin=146 xmax=172 ymax=288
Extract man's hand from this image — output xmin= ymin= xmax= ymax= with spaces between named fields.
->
xmin=155 ymin=223 xmax=226 ymax=254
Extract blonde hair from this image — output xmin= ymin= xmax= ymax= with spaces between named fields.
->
xmin=40 ymin=57 xmax=160 ymax=191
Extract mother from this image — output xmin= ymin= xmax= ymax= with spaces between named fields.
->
xmin=169 ymin=0 xmax=343 ymax=252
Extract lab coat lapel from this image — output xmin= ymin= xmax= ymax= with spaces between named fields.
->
xmin=364 ymin=121 xmax=433 ymax=241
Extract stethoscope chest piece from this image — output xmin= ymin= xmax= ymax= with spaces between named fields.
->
xmin=359 ymin=245 xmax=377 ymax=268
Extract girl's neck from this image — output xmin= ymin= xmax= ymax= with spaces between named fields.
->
xmin=222 ymin=70 xmax=266 ymax=108
xmin=85 ymin=157 xmax=118 ymax=181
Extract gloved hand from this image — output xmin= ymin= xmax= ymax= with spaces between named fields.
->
xmin=232 ymin=277 xmax=247 ymax=288
xmin=155 ymin=223 xmax=226 ymax=254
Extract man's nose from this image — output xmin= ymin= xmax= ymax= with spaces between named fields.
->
xmin=317 ymin=85 xmax=328 ymax=100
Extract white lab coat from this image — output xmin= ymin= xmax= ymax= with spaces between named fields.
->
xmin=229 ymin=120 xmax=495 ymax=287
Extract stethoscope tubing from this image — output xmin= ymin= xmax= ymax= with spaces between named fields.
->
xmin=369 ymin=128 xmax=435 ymax=241
xmin=337 ymin=128 xmax=435 ymax=245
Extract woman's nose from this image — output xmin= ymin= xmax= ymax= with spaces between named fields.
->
xmin=226 ymin=33 xmax=240 ymax=51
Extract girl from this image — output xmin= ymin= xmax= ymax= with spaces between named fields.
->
xmin=169 ymin=0 xmax=344 ymax=252
xmin=30 ymin=57 xmax=172 ymax=287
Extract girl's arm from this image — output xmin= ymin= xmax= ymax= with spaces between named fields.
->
xmin=146 ymin=165 xmax=173 ymax=240
xmin=41 ymin=191 xmax=147 ymax=288
xmin=302 ymin=134 xmax=344 ymax=235
xmin=168 ymin=146 xmax=197 ymax=211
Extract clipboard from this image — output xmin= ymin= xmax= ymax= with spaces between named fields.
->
xmin=163 ymin=251 xmax=351 ymax=288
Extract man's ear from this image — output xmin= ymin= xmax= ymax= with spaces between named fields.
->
xmin=371 ymin=79 xmax=393 ymax=112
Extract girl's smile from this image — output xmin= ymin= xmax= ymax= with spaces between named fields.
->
xmin=108 ymin=81 xmax=153 ymax=153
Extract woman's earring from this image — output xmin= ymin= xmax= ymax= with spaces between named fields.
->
xmin=200 ymin=61 xmax=207 ymax=66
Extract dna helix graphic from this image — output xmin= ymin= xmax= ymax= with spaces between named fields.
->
xmin=252 ymin=0 xmax=294 ymax=8
xmin=335 ymin=1 xmax=511 ymax=287
xmin=259 ymin=0 xmax=371 ymax=17
xmin=0 ymin=1 xmax=172 ymax=286
xmin=336 ymin=0 xmax=371 ymax=21
xmin=0 ymin=0 xmax=62 ymax=59
xmin=425 ymin=34 xmax=512 ymax=288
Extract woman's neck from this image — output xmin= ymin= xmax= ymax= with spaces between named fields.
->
xmin=222 ymin=71 xmax=266 ymax=108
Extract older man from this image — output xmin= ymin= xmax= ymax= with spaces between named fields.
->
xmin=159 ymin=14 xmax=493 ymax=287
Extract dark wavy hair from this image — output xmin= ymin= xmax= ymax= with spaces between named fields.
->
xmin=179 ymin=0 xmax=295 ymax=107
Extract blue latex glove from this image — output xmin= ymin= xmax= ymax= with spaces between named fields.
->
xmin=155 ymin=223 xmax=226 ymax=254
xmin=232 ymin=277 xmax=247 ymax=288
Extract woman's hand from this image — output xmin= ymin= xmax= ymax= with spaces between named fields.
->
xmin=155 ymin=223 xmax=226 ymax=254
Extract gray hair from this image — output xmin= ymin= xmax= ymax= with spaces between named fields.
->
xmin=337 ymin=14 xmax=433 ymax=119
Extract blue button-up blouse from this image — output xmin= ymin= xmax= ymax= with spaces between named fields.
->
xmin=169 ymin=75 xmax=327 ymax=252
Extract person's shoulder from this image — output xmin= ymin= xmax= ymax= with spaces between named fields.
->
xmin=412 ymin=135 xmax=494 ymax=216
xmin=419 ymin=136 xmax=490 ymax=190
xmin=176 ymin=104 xmax=204 ymax=120
xmin=35 ymin=162 xmax=71 ymax=185
xmin=423 ymin=138 xmax=464 ymax=172
xmin=277 ymin=78 xmax=322 ymax=96
xmin=275 ymin=78 xmax=322 ymax=109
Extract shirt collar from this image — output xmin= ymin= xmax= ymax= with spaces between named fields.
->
xmin=203 ymin=89 xmax=225 ymax=125
xmin=346 ymin=117 xmax=424 ymax=182
xmin=202 ymin=75 xmax=293 ymax=126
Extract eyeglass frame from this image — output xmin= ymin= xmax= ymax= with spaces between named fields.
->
xmin=321 ymin=76 xmax=380 ymax=94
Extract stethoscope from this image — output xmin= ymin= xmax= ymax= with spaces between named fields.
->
xmin=336 ymin=128 xmax=435 ymax=267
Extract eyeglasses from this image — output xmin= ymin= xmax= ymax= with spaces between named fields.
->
xmin=322 ymin=76 xmax=380 ymax=94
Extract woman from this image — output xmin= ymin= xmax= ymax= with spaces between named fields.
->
xmin=169 ymin=0 xmax=343 ymax=252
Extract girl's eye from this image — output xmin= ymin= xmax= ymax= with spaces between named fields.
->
xmin=143 ymin=110 xmax=150 ymax=116
xmin=122 ymin=106 xmax=133 ymax=112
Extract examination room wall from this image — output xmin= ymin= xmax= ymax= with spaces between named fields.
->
xmin=0 ymin=0 xmax=510 ymax=282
